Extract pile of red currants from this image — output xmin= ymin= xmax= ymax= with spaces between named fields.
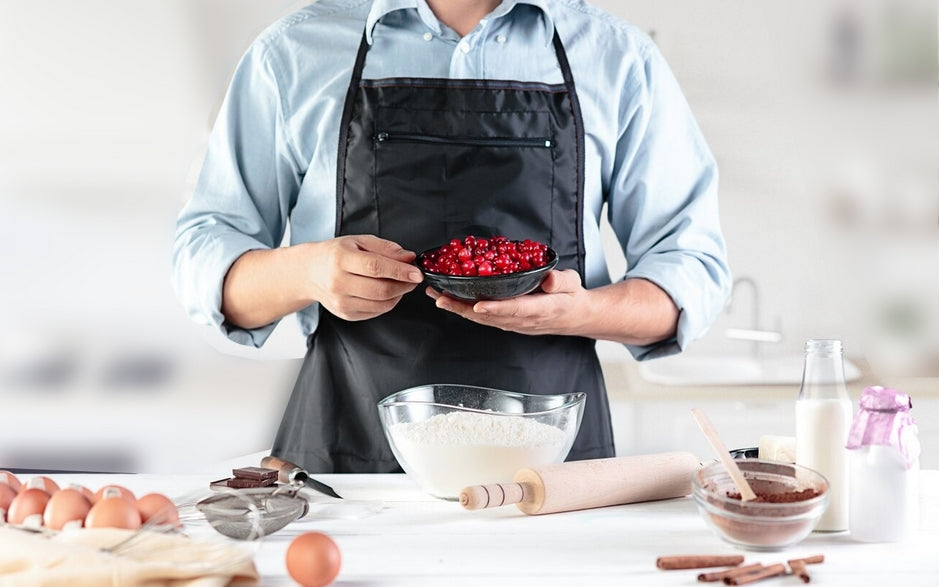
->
xmin=419 ymin=235 xmax=552 ymax=277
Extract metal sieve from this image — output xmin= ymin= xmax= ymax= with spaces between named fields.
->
xmin=196 ymin=485 xmax=308 ymax=541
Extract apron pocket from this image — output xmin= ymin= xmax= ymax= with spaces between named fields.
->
xmin=372 ymin=109 xmax=557 ymax=254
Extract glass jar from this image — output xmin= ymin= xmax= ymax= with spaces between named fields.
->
xmin=847 ymin=385 xmax=920 ymax=542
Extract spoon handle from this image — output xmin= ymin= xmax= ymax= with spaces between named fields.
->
xmin=691 ymin=408 xmax=758 ymax=501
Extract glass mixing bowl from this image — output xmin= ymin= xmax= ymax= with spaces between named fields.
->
xmin=377 ymin=384 xmax=585 ymax=500
xmin=693 ymin=459 xmax=830 ymax=551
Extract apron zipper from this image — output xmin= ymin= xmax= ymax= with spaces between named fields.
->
xmin=376 ymin=132 xmax=553 ymax=149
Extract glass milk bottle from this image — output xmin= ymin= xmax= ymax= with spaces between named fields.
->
xmin=795 ymin=339 xmax=853 ymax=531
xmin=847 ymin=386 xmax=920 ymax=542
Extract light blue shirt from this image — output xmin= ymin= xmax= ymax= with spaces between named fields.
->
xmin=172 ymin=0 xmax=731 ymax=360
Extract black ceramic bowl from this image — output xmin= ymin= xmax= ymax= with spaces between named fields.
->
xmin=418 ymin=247 xmax=558 ymax=301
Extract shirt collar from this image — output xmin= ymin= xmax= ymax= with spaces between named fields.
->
xmin=365 ymin=0 xmax=555 ymax=46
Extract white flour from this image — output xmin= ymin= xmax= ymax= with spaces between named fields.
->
xmin=389 ymin=411 xmax=567 ymax=499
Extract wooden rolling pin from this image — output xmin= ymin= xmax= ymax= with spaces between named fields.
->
xmin=460 ymin=451 xmax=701 ymax=515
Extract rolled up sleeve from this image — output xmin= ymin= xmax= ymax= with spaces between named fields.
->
xmin=608 ymin=43 xmax=732 ymax=361
xmin=172 ymin=41 xmax=303 ymax=348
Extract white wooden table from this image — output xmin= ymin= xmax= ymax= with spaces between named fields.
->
xmin=32 ymin=467 xmax=939 ymax=587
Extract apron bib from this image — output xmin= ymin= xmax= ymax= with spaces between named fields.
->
xmin=272 ymin=28 xmax=615 ymax=473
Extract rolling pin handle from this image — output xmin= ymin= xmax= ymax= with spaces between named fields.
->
xmin=460 ymin=482 xmax=526 ymax=510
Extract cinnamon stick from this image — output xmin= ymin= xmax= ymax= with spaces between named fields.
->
xmin=698 ymin=563 xmax=764 ymax=582
xmin=788 ymin=559 xmax=810 ymax=583
xmin=657 ymin=555 xmax=745 ymax=570
xmin=788 ymin=554 xmax=824 ymax=565
xmin=724 ymin=563 xmax=786 ymax=585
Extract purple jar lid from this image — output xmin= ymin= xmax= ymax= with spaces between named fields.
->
xmin=846 ymin=386 xmax=920 ymax=468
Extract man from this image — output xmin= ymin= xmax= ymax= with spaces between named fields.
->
xmin=173 ymin=0 xmax=731 ymax=472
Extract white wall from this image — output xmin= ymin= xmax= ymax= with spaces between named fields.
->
xmin=0 ymin=1 xmax=935 ymax=473
xmin=595 ymin=0 xmax=937 ymax=365
xmin=0 ymin=1 xmax=307 ymax=473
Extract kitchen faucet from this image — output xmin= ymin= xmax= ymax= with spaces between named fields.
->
xmin=724 ymin=276 xmax=782 ymax=357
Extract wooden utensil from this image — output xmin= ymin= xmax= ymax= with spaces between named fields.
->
xmin=460 ymin=451 xmax=701 ymax=515
xmin=690 ymin=408 xmax=757 ymax=501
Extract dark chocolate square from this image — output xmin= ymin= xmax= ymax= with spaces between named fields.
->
xmin=232 ymin=466 xmax=279 ymax=481
xmin=227 ymin=476 xmax=277 ymax=489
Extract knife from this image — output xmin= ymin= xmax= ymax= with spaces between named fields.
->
xmin=261 ymin=455 xmax=343 ymax=499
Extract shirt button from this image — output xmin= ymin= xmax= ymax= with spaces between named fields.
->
xmin=423 ymin=32 xmax=432 ymax=41
xmin=459 ymin=42 xmax=470 ymax=54
xmin=496 ymin=34 xmax=506 ymax=44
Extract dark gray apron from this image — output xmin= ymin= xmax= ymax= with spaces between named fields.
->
xmin=271 ymin=26 xmax=615 ymax=473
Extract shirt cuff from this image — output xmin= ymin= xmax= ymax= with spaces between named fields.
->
xmin=182 ymin=231 xmax=279 ymax=349
xmin=620 ymin=254 xmax=730 ymax=362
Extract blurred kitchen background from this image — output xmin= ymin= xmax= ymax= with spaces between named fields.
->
xmin=1 ymin=0 xmax=936 ymax=473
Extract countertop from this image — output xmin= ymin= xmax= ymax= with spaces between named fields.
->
xmin=600 ymin=356 xmax=939 ymax=470
xmin=18 ymin=465 xmax=939 ymax=587
xmin=600 ymin=355 xmax=938 ymax=402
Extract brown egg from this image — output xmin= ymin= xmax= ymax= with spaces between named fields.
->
xmin=6 ymin=488 xmax=51 ymax=526
xmin=67 ymin=484 xmax=96 ymax=503
xmin=85 ymin=496 xmax=142 ymax=530
xmin=93 ymin=484 xmax=136 ymax=504
xmin=25 ymin=476 xmax=60 ymax=495
xmin=0 ymin=482 xmax=19 ymax=521
xmin=0 ymin=471 xmax=22 ymax=493
xmin=285 ymin=532 xmax=342 ymax=587
xmin=43 ymin=488 xmax=92 ymax=530
xmin=136 ymin=493 xmax=179 ymax=526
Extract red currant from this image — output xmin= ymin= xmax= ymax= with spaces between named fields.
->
xmin=419 ymin=235 xmax=551 ymax=277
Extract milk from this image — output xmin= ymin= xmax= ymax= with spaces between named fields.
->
xmin=845 ymin=385 xmax=921 ymax=542
xmin=848 ymin=445 xmax=919 ymax=542
xmin=795 ymin=397 xmax=852 ymax=531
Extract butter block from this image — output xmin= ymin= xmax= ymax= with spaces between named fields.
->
xmin=758 ymin=435 xmax=796 ymax=462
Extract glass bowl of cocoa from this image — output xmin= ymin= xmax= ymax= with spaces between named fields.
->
xmin=417 ymin=235 xmax=559 ymax=301
xmin=692 ymin=459 xmax=830 ymax=551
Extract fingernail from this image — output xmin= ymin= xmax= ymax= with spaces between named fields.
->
xmin=474 ymin=305 xmax=488 ymax=314
xmin=409 ymin=271 xmax=423 ymax=282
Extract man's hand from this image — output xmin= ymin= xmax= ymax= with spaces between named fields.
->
xmin=426 ymin=269 xmax=586 ymax=336
xmin=222 ymin=235 xmax=424 ymax=328
xmin=305 ymin=235 xmax=424 ymax=321
xmin=426 ymin=272 xmax=679 ymax=346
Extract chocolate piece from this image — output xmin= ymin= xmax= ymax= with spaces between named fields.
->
xmin=232 ymin=467 xmax=279 ymax=482
xmin=227 ymin=476 xmax=277 ymax=489
xmin=210 ymin=477 xmax=233 ymax=489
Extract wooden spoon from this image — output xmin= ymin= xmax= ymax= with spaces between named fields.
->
xmin=691 ymin=408 xmax=757 ymax=501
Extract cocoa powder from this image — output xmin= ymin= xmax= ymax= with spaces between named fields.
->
xmin=726 ymin=488 xmax=821 ymax=503
xmin=702 ymin=483 xmax=825 ymax=547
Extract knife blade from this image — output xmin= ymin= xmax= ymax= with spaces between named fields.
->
xmin=260 ymin=455 xmax=343 ymax=499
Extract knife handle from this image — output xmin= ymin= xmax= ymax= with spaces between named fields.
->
xmin=261 ymin=455 xmax=304 ymax=485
